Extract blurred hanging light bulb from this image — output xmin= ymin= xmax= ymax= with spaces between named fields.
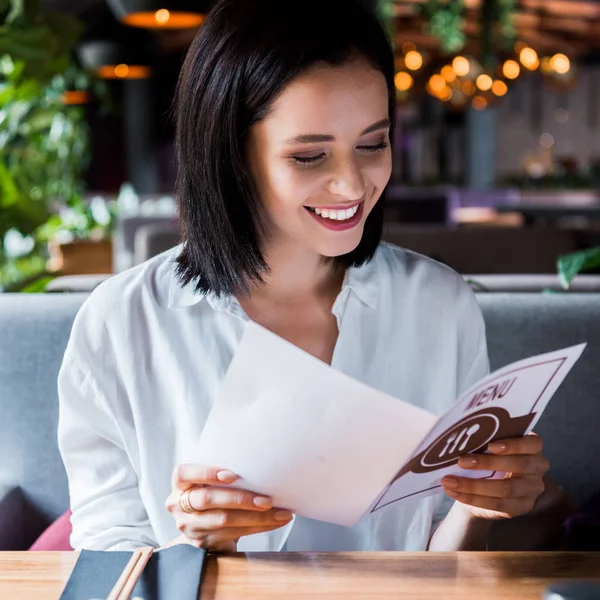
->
xmin=476 ymin=74 xmax=493 ymax=91
xmin=520 ymin=47 xmax=539 ymax=70
xmin=155 ymin=9 xmax=170 ymax=24
xmin=441 ymin=65 xmax=456 ymax=82
xmin=428 ymin=74 xmax=447 ymax=95
xmin=503 ymin=59 xmax=520 ymax=80
xmin=404 ymin=50 xmax=423 ymax=71
xmin=453 ymin=56 xmax=470 ymax=77
xmin=550 ymin=53 xmax=570 ymax=75
xmin=491 ymin=80 xmax=508 ymax=96
xmin=395 ymin=71 xmax=414 ymax=92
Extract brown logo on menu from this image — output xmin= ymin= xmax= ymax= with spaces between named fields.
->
xmin=392 ymin=407 xmax=536 ymax=481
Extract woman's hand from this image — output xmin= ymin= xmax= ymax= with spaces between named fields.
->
xmin=440 ymin=433 xmax=550 ymax=520
xmin=166 ymin=464 xmax=293 ymax=551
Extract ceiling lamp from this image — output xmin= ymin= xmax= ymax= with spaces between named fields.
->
xmin=77 ymin=41 xmax=152 ymax=80
xmin=107 ymin=0 xmax=208 ymax=29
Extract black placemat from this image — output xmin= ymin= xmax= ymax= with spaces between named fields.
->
xmin=59 ymin=544 xmax=208 ymax=600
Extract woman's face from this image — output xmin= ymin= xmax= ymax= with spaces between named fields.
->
xmin=247 ymin=58 xmax=392 ymax=259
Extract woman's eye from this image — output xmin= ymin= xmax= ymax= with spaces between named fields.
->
xmin=291 ymin=153 xmax=326 ymax=165
xmin=357 ymin=141 xmax=389 ymax=153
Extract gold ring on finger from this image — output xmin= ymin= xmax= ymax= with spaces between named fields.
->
xmin=179 ymin=488 xmax=195 ymax=514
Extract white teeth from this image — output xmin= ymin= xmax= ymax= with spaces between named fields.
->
xmin=311 ymin=204 xmax=359 ymax=221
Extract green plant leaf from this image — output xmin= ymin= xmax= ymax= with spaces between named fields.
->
xmin=557 ymin=247 xmax=600 ymax=289
xmin=20 ymin=273 xmax=54 ymax=292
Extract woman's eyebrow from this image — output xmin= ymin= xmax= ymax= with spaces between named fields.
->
xmin=284 ymin=118 xmax=391 ymax=145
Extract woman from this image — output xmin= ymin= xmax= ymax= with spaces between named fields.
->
xmin=58 ymin=0 xmax=549 ymax=553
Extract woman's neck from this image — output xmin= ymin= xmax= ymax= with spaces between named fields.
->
xmin=244 ymin=241 xmax=345 ymax=304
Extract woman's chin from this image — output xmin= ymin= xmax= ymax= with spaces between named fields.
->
xmin=313 ymin=231 xmax=364 ymax=259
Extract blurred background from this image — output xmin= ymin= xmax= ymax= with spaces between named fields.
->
xmin=2 ymin=0 xmax=600 ymax=293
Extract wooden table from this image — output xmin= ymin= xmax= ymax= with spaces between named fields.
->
xmin=1 ymin=551 xmax=600 ymax=599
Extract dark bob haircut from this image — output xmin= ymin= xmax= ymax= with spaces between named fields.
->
xmin=174 ymin=0 xmax=395 ymax=296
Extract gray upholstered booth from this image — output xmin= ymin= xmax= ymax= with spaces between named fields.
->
xmin=0 ymin=292 xmax=598 ymax=549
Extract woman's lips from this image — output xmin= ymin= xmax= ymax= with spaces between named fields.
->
xmin=304 ymin=201 xmax=364 ymax=232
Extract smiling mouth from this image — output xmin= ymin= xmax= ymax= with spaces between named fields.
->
xmin=305 ymin=203 xmax=361 ymax=222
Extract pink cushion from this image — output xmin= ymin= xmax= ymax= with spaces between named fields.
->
xmin=29 ymin=509 xmax=73 ymax=551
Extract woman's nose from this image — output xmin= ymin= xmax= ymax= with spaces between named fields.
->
xmin=326 ymin=159 xmax=366 ymax=201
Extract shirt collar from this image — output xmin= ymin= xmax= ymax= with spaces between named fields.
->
xmin=167 ymin=252 xmax=379 ymax=310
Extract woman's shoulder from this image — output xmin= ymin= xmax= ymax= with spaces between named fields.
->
xmin=375 ymin=241 xmax=469 ymax=298
xmin=73 ymin=247 xmax=181 ymax=335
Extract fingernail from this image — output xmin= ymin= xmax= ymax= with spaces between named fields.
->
xmin=217 ymin=470 xmax=237 ymax=483
xmin=253 ymin=496 xmax=272 ymax=508
xmin=488 ymin=442 xmax=507 ymax=454
xmin=275 ymin=510 xmax=292 ymax=521
xmin=458 ymin=456 xmax=478 ymax=468
xmin=442 ymin=477 xmax=460 ymax=490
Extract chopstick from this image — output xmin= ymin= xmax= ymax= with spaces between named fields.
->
xmin=106 ymin=546 xmax=154 ymax=600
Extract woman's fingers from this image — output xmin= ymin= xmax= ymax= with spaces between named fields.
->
xmin=178 ymin=508 xmax=293 ymax=531
xmin=441 ymin=474 xmax=545 ymax=500
xmin=189 ymin=486 xmax=273 ymax=511
xmin=487 ymin=434 xmax=543 ymax=456
xmin=167 ymin=486 xmax=273 ymax=514
xmin=457 ymin=452 xmax=550 ymax=475
xmin=171 ymin=464 xmax=238 ymax=490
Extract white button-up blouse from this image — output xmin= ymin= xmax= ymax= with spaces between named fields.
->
xmin=57 ymin=242 xmax=490 ymax=552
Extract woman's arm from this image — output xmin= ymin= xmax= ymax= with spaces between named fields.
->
xmin=58 ymin=350 xmax=158 ymax=551
xmin=428 ymin=502 xmax=491 ymax=551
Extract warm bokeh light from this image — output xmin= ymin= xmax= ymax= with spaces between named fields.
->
xmin=428 ymin=74 xmax=447 ymax=95
xmin=61 ymin=91 xmax=90 ymax=105
xmin=441 ymin=65 xmax=456 ymax=82
xmin=114 ymin=63 xmax=129 ymax=78
xmin=439 ymin=87 xmax=452 ymax=102
xmin=476 ymin=74 xmax=493 ymax=91
xmin=121 ymin=10 xmax=204 ymax=28
xmin=472 ymin=96 xmax=488 ymax=111
xmin=550 ymin=53 xmax=570 ymax=74
xmin=97 ymin=64 xmax=152 ymax=79
xmin=540 ymin=133 xmax=555 ymax=148
xmin=395 ymin=71 xmax=414 ymax=92
xmin=502 ymin=59 xmax=520 ymax=80
xmin=404 ymin=50 xmax=423 ymax=71
xmin=491 ymin=80 xmax=508 ymax=96
xmin=541 ymin=56 xmax=553 ymax=74
xmin=402 ymin=42 xmax=416 ymax=54
xmin=155 ymin=9 xmax=170 ymax=24
xmin=519 ymin=47 xmax=539 ymax=70
xmin=462 ymin=80 xmax=476 ymax=95
xmin=452 ymin=56 xmax=470 ymax=77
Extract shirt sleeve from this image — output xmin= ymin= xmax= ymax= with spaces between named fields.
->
xmin=57 ymin=325 xmax=158 ymax=551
